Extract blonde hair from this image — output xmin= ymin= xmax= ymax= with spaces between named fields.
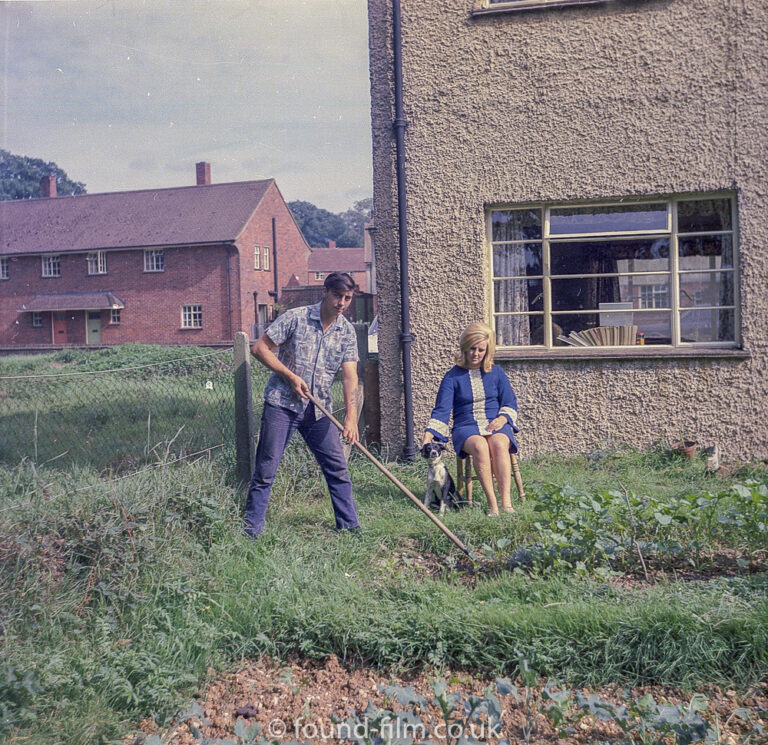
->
xmin=455 ymin=322 xmax=495 ymax=372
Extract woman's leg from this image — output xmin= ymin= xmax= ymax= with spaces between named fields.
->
xmin=462 ymin=435 xmax=499 ymax=515
xmin=489 ymin=433 xmax=513 ymax=512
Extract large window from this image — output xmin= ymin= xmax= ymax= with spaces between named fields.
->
xmin=263 ymin=245 xmax=270 ymax=271
xmin=254 ymin=244 xmax=260 ymax=269
xmin=42 ymin=254 xmax=61 ymax=277
xmin=181 ymin=304 xmax=202 ymax=329
xmin=144 ymin=249 xmax=165 ymax=272
xmin=489 ymin=195 xmax=737 ymax=349
xmin=87 ymin=251 xmax=107 ymax=275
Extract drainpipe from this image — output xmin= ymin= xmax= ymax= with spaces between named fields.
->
xmin=269 ymin=218 xmax=279 ymax=318
xmin=392 ymin=0 xmax=416 ymax=461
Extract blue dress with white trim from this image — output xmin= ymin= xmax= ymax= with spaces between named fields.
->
xmin=425 ymin=364 xmax=519 ymax=458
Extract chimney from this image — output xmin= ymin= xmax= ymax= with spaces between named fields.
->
xmin=41 ymin=175 xmax=57 ymax=198
xmin=196 ymin=161 xmax=211 ymax=185
xmin=328 ymin=240 xmax=336 ymax=249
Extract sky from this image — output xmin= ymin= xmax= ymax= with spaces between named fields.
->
xmin=0 ymin=0 xmax=372 ymax=213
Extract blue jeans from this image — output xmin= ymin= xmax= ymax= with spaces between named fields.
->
xmin=244 ymin=402 xmax=360 ymax=536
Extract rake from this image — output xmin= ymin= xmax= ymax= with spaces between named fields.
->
xmin=306 ymin=391 xmax=477 ymax=560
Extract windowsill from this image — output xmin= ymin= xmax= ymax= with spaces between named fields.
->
xmin=144 ymin=270 xmax=165 ymax=274
xmin=471 ymin=0 xmax=611 ymax=15
xmin=180 ymin=327 xmax=203 ymax=331
xmin=495 ymin=347 xmax=751 ymax=362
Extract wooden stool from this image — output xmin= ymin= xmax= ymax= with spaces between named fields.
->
xmin=456 ymin=452 xmax=525 ymax=506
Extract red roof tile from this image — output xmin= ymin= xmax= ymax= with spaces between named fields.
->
xmin=0 ymin=180 xmax=273 ymax=256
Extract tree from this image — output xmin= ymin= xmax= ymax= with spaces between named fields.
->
xmin=288 ymin=197 xmax=372 ymax=248
xmin=337 ymin=198 xmax=373 ymax=247
xmin=0 ymin=149 xmax=86 ymax=201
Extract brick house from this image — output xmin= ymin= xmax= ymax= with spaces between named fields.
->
xmin=307 ymin=240 xmax=371 ymax=293
xmin=368 ymin=0 xmax=767 ymax=461
xmin=0 ymin=163 xmax=310 ymax=347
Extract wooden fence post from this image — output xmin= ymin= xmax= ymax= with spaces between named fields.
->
xmin=233 ymin=332 xmax=255 ymax=484
xmin=354 ymin=323 xmax=369 ymax=439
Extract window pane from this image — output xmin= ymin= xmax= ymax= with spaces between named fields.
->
xmin=680 ymin=309 xmax=734 ymax=342
xmin=550 ymin=203 xmax=667 ymax=235
xmin=678 ymin=235 xmax=733 ymax=270
xmin=679 ymin=272 xmax=735 ymax=308
xmin=550 ymin=238 xmax=669 ymax=275
xmin=553 ymin=311 xmax=671 ymax=345
xmin=491 ymin=209 xmax=542 ymax=242
xmin=495 ymin=314 xmax=544 ymax=346
xmin=492 ymin=243 xmax=542 ymax=276
xmin=677 ymin=198 xmax=732 ymax=233
xmin=494 ymin=279 xmax=543 ymax=312
xmin=552 ymin=274 xmax=667 ymax=312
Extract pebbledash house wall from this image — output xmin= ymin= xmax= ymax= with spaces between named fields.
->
xmin=367 ymin=0 xmax=768 ymax=461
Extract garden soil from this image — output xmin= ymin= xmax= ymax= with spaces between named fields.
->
xmin=132 ymin=655 xmax=767 ymax=745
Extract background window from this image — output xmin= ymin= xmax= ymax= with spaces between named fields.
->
xmin=263 ymin=246 xmax=270 ymax=271
xmin=254 ymin=244 xmax=260 ymax=269
xmin=0 ymin=257 xmax=8 ymax=279
xmin=110 ymin=309 xmax=121 ymax=324
xmin=42 ymin=254 xmax=61 ymax=277
xmin=181 ymin=304 xmax=202 ymax=328
xmin=144 ymin=250 xmax=165 ymax=272
xmin=490 ymin=195 xmax=736 ymax=348
xmin=314 ymin=272 xmax=325 ymax=280
xmin=32 ymin=312 xmax=42 ymax=327
xmin=87 ymin=251 xmax=107 ymax=275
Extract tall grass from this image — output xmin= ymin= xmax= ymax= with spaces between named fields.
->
xmin=1 ymin=447 xmax=767 ymax=744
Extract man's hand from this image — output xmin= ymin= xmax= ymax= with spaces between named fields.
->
xmin=421 ymin=432 xmax=435 ymax=448
xmin=289 ymin=373 xmax=310 ymax=399
xmin=342 ymin=416 xmax=359 ymax=445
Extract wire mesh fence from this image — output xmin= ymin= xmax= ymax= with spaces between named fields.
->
xmin=0 ymin=345 xmax=244 ymax=475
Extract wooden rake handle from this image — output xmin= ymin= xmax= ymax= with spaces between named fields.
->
xmin=305 ymin=391 xmax=475 ymax=559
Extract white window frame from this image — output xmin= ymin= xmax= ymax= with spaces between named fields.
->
xmin=181 ymin=304 xmax=202 ymax=329
xmin=42 ymin=254 xmax=61 ymax=277
xmin=0 ymin=257 xmax=8 ymax=280
xmin=488 ymin=193 xmax=738 ymax=350
xmin=254 ymin=244 xmax=261 ymax=270
xmin=110 ymin=309 xmax=121 ymax=325
xmin=314 ymin=272 xmax=325 ymax=281
xmin=32 ymin=311 xmax=42 ymax=327
xmin=144 ymin=249 xmax=165 ymax=272
xmin=87 ymin=251 xmax=107 ymax=275
xmin=263 ymin=246 xmax=270 ymax=271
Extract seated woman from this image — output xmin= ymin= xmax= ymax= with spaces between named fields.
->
xmin=421 ymin=322 xmax=519 ymax=516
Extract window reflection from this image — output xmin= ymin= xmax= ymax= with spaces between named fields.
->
xmin=677 ymin=199 xmax=732 ymax=233
xmin=550 ymin=238 xmax=669 ymax=275
xmin=550 ymin=203 xmax=667 ymax=235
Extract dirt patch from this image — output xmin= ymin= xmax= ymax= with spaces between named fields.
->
xmin=131 ymin=656 xmax=767 ymax=745
xmin=376 ymin=541 xmax=766 ymax=591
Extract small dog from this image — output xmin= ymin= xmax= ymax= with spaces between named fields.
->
xmin=420 ymin=442 xmax=462 ymax=516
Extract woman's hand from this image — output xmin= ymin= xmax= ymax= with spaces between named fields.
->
xmin=487 ymin=416 xmax=506 ymax=432
xmin=421 ymin=432 xmax=435 ymax=448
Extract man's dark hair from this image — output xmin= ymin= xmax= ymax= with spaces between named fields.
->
xmin=323 ymin=272 xmax=356 ymax=293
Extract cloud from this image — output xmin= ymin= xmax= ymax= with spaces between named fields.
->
xmin=0 ymin=0 xmax=372 ymax=212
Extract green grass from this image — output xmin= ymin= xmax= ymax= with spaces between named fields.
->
xmin=0 ymin=345 xmax=246 ymax=472
xmin=1 ymin=446 xmax=767 ymax=744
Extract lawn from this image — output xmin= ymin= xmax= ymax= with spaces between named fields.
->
xmin=1 ymin=440 xmax=766 ymax=744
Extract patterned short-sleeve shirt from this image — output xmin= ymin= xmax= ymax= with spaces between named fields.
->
xmin=263 ymin=302 xmax=359 ymax=417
